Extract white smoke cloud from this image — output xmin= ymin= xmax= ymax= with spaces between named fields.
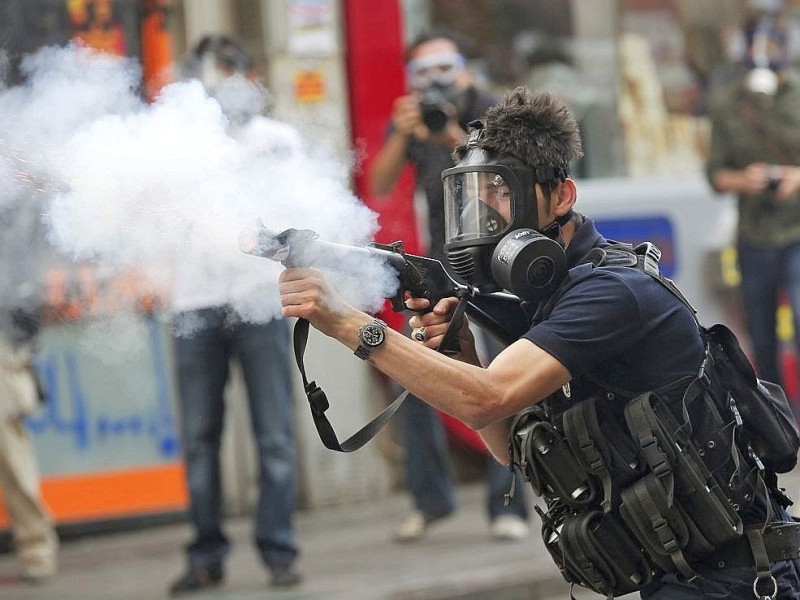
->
xmin=0 ymin=44 xmax=395 ymax=329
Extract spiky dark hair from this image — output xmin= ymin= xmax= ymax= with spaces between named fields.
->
xmin=458 ymin=87 xmax=583 ymax=170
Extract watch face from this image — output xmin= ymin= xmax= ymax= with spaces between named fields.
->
xmin=361 ymin=323 xmax=385 ymax=347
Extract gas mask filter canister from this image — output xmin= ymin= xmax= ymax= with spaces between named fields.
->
xmin=491 ymin=228 xmax=567 ymax=302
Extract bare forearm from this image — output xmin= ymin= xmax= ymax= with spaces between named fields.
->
xmin=368 ymin=132 xmax=410 ymax=196
xmin=332 ymin=312 xmax=506 ymax=428
xmin=711 ymin=169 xmax=759 ymax=194
xmin=479 ymin=418 xmax=514 ymax=465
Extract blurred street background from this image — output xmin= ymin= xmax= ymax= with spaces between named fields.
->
xmin=2 ymin=1 xmax=800 ymax=599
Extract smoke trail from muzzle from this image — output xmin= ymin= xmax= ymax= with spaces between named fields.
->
xmin=0 ymin=44 xmax=394 ymax=333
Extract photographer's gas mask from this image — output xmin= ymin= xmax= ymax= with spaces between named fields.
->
xmin=442 ymin=124 xmax=570 ymax=302
xmin=407 ymin=51 xmax=468 ymax=132
xmin=744 ymin=19 xmax=789 ymax=96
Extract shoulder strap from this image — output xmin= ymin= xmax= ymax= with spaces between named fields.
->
xmin=578 ymin=241 xmax=697 ymax=319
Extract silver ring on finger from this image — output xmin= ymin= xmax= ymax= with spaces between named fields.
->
xmin=412 ymin=327 xmax=428 ymax=342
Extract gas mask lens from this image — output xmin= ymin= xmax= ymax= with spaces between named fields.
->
xmin=444 ymin=170 xmax=513 ymax=243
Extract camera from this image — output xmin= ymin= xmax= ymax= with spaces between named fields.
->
xmin=767 ymin=176 xmax=782 ymax=193
xmin=418 ymin=86 xmax=452 ymax=133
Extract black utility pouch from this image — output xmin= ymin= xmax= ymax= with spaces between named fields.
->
xmin=510 ymin=407 xmax=596 ymax=507
xmin=705 ymin=323 xmax=800 ymax=473
xmin=621 ymin=393 xmax=743 ymax=577
xmin=562 ymin=396 xmax=646 ymax=513
xmin=679 ymin=374 xmax=759 ymax=514
xmin=619 ymin=472 xmax=700 ymax=574
xmin=558 ymin=510 xmax=654 ymax=598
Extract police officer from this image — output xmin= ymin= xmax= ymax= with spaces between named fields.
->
xmin=279 ymin=87 xmax=800 ymax=598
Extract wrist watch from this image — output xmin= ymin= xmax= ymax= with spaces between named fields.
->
xmin=354 ymin=318 xmax=388 ymax=360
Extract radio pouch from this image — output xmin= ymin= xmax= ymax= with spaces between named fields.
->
xmin=562 ymin=396 xmax=645 ymax=513
xmin=510 ymin=407 xmax=596 ymax=508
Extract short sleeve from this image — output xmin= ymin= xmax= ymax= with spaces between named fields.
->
xmin=523 ymin=269 xmax=644 ymax=378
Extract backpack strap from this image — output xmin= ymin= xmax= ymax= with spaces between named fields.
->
xmin=583 ymin=241 xmax=697 ymax=318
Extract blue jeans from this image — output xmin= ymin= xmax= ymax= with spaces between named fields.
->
xmin=173 ymin=307 xmax=298 ymax=571
xmin=401 ymin=395 xmax=528 ymax=520
xmin=737 ymin=240 xmax=800 ymax=386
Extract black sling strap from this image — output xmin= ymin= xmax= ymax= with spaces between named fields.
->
xmin=292 ymin=296 xmax=471 ymax=452
xmin=292 ymin=317 xmax=407 ymax=452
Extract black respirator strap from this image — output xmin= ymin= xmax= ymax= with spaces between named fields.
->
xmin=535 ymin=166 xmax=569 ymax=183
xmin=539 ymin=209 xmax=574 ymax=242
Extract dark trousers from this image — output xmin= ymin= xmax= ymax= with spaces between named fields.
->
xmin=737 ymin=240 xmax=800 ymax=387
xmin=173 ymin=307 xmax=298 ymax=571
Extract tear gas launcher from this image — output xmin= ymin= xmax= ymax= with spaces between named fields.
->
xmin=238 ymin=222 xmax=529 ymax=349
xmin=238 ymin=222 xmax=529 ymax=453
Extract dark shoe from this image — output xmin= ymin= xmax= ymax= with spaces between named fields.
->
xmin=169 ymin=564 xmax=223 ymax=596
xmin=270 ymin=565 xmax=302 ymax=587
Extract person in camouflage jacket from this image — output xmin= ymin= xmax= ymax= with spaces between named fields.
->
xmin=706 ymin=12 xmax=800 ymax=387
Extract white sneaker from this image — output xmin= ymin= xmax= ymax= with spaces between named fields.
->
xmin=393 ymin=511 xmax=428 ymax=542
xmin=392 ymin=510 xmax=454 ymax=543
xmin=490 ymin=514 xmax=530 ymax=542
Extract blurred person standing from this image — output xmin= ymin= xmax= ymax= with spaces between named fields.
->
xmin=167 ymin=34 xmax=301 ymax=596
xmin=0 ymin=308 xmax=58 ymax=584
xmin=0 ymin=141 xmax=59 ymax=582
xmin=706 ymin=11 xmax=800 ymax=388
xmin=368 ymin=29 xmax=529 ymax=544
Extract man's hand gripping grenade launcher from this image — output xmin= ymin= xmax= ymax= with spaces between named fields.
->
xmin=238 ymin=222 xmax=529 ymax=350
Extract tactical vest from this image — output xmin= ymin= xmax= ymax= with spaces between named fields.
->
xmin=508 ymin=242 xmax=800 ymax=600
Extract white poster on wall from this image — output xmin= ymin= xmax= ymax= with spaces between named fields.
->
xmin=288 ymin=0 xmax=338 ymax=56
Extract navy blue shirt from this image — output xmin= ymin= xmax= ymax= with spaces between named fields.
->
xmin=522 ymin=217 xmax=704 ymax=397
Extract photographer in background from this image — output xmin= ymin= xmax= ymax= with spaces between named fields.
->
xmin=369 ymin=29 xmax=497 ymax=262
xmin=706 ymin=11 xmax=800 ymax=389
xmin=368 ymin=29 xmax=529 ymax=543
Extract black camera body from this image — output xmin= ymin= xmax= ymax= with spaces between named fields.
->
xmin=767 ymin=176 xmax=782 ymax=193
xmin=418 ymin=86 xmax=451 ymax=133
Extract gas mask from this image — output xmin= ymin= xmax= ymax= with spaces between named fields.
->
xmin=442 ymin=124 xmax=570 ymax=301
xmin=744 ymin=19 xmax=788 ymax=96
